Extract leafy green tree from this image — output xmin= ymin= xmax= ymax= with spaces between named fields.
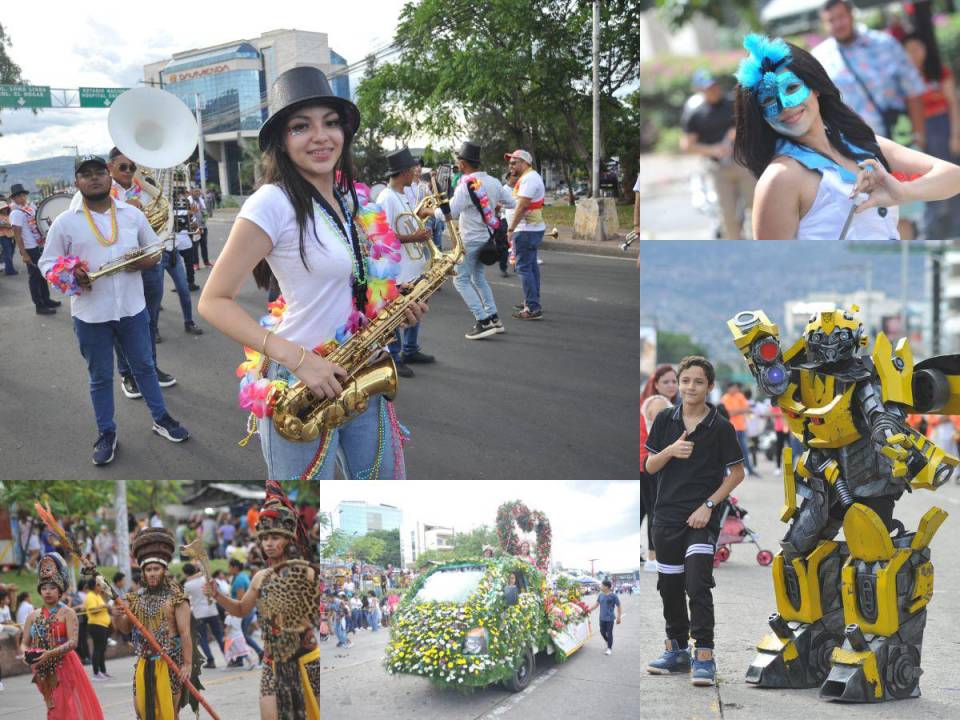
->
xmin=363 ymin=529 xmax=401 ymax=567
xmin=0 ymin=24 xmax=29 ymax=180
xmin=321 ymin=529 xmax=351 ymax=560
xmin=0 ymin=481 xmax=113 ymax=516
xmin=350 ymin=535 xmax=386 ymax=564
xmin=656 ymin=330 xmax=708 ymax=364
xmin=650 ymin=0 xmax=760 ymax=29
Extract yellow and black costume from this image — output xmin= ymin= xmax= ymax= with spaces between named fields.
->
xmin=729 ymin=306 xmax=957 ymax=702
xmin=256 ymin=481 xmax=321 ymax=720
xmin=128 ymin=528 xmax=203 ymax=720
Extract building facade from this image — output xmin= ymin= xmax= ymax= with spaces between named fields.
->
xmin=336 ymin=501 xmax=402 ymax=537
xmin=143 ymin=29 xmax=351 ymax=196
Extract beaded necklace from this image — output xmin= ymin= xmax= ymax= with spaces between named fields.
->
xmin=311 ymin=188 xmax=368 ymax=314
xmin=82 ymin=200 xmax=119 ymax=247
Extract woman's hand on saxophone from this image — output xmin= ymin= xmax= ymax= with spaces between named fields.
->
xmin=296 ymin=352 xmax=349 ymax=399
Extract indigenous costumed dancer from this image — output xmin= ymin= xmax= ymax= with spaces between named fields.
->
xmin=21 ymin=552 xmax=104 ymax=720
xmin=728 ymin=306 xmax=958 ymax=701
xmin=111 ymin=528 xmax=202 ymax=720
xmin=732 ymin=34 xmax=960 ymax=240
xmin=198 ymin=66 xmax=427 ymax=479
xmin=208 ymin=481 xmax=320 ymax=720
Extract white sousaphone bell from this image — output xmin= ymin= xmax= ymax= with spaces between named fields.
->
xmin=108 ymin=87 xmax=199 ymax=170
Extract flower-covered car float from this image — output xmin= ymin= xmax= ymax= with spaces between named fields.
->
xmin=385 ymin=556 xmax=592 ymax=692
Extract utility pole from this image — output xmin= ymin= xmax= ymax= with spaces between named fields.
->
xmin=591 ymin=0 xmax=601 ymax=199
xmin=195 ymin=93 xmax=207 ymax=196
xmin=115 ymin=480 xmax=131 ymax=586
xmin=588 ymin=558 xmax=599 ymax=576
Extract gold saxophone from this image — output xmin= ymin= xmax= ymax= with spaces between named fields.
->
xmin=271 ymin=176 xmax=464 ymax=442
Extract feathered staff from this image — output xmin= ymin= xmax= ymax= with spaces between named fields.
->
xmin=34 ymin=502 xmax=222 ymax=720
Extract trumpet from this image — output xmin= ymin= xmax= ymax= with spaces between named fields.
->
xmin=546 ymin=227 xmax=559 ymax=240
xmin=620 ymin=230 xmax=639 ymax=251
xmin=86 ymin=241 xmax=164 ymax=283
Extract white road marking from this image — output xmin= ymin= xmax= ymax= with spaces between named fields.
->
xmin=477 ymin=667 xmax=559 ymax=719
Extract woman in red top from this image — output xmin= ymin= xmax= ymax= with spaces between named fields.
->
xmin=639 ymin=365 xmax=679 ymax=570
xmin=903 ymin=32 xmax=960 ymax=237
xmin=21 ymin=553 xmax=103 ymax=720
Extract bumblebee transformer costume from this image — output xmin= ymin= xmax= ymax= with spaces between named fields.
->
xmin=728 ymin=306 xmax=958 ymax=702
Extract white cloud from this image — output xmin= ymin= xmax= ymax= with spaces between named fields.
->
xmin=0 ymin=1 xmax=409 ymax=164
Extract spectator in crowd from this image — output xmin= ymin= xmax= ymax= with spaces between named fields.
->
xmin=183 ymin=562 xmax=225 ymax=669
xmin=228 ymin=558 xmax=263 ymax=665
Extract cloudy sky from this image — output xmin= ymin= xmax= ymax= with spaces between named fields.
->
xmin=0 ymin=1 xmax=409 ymax=164
xmin=320 ymin=480 xmax=643 ymax=572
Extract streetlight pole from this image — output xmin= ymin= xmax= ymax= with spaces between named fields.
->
xmin=116 ymin=480 xmax=131 ymax=586
xmin=591 ymin=0 xmax=600 ymax=199
xmin=195 ymin=93 xmax=207 ymax=196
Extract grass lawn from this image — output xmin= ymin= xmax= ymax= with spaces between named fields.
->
xmin=1 ymin=559 xmax=232 ymax=605
xmin=542 ymin=202 xmax=634 ymax=228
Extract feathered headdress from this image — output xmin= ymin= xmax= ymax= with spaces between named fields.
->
xmin=735 ymin=34 xmax=793 ymax=91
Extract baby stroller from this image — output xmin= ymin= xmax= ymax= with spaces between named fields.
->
xmin=713 ymin=496 xmax=774 ymax=568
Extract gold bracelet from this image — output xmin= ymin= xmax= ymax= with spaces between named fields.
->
xmin=292 ymin=346 xmax=307 ymax=372
xmin=260 ymin=329 xmax=273 ymax=359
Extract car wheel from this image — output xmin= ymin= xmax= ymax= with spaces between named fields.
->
xmin=504 ymin=649 xmax=535 ymax=692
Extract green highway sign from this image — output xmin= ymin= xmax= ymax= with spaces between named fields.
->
xmin=79 ymin=87 xmax=128 ymax=108
xmin=0 ymin=84 xmax=51 ymax=109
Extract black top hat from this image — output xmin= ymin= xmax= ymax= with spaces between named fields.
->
xmin=259 ymin=66 xmax=361 ymax=151
xmin=75 ymin=154 xmax=108 ymax=173
xmin=386 ymin=148 xmax=418 ymax=177
xmin=456 ymin=141 xmax=482 ymax=165
xmin=9 ymin=183 xmax=27 ymax=197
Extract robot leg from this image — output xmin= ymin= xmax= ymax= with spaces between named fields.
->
xmin=820 ymin=504 xmax=947 ymax=702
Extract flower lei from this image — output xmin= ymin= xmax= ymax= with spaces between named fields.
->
xmin=495 ymin=500 xmax=552 ymax=572
xmin=45 ymin=255 xmax=89 ymax=296
xmin=385 ymin=557 xmax=551 ymax=688
xmin=235 ymin=197 xmax=402 ymax=420
xmin=462 ymin=174 xmax=498 ymax=229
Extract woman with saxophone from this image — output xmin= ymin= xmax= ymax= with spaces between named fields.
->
xmin=198 ymin=66 xmax=426 ymax=480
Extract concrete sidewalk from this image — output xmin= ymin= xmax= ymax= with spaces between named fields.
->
xmin=638 ymin=152 xmax=703 ymax=198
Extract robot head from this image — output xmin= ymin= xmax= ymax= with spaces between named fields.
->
xmin=803 ymin=307 xmax=864 ymax=364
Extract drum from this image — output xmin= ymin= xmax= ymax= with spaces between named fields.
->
xmin=35 ymin=192 xmax=74 ymax=239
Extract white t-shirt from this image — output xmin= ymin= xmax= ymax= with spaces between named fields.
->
xmin=0 ymin=606 xmax=11 ymax=623
xmin=376 ymin=185 xmax=427 ymax=284
xmin=449 ymin=172 xmax=516 ymax=245
xmin=183 ymin=575 xmax=219 ymax=618
xmin=10 ymin=202 xmax=43 ymax=249
xmin=238 ymin=184 xmax=355 ymax=349
xmin=38 ymin=200 xmax=158 ymax=323
xmin=16 ymin=601 xmax=33 ymax=626
xmin=513 ymin=169 xmax=545 ymax=232
xmin=633 ymin=173 xmax=640 ymax=193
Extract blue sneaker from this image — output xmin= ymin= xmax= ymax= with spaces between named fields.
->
xmin=152 ymin=414 xmax=190 ymax=442
xmin=646 ymin=639 xmax=691 ymax=675
xmin=691 ymin=647 xmax=716 ymax=686
xmin=92 ymin=430 xmax=117 ymax=466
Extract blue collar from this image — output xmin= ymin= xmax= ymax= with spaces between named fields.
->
xmin=774 ymin=136 xmax=875 ymax=183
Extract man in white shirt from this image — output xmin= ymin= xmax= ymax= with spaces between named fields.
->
xmin=10 ymin=183 xmax=58 ymax=314
xmin=449 ymin=141 xmax=515 ymax=339
xmin=183 ymin=562 xmax=225 ymax=669
xmin=190 ymin=187 xmax=213 ymax=269
xmin=503 ymin=149 xmax=546 ymax=320
xmin=377 ymin=147 xmax=436 ymax=377
xmin=38 ymin=155 xmax=191 ymax=466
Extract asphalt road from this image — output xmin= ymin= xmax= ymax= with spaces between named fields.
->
xmin=0 ymin=631 xmax=263 ymax=719
xmin=0 ymin=215 xmax=638 ymax=480
xmin=636 ymin=452 xmax=960 ymax=719
xmin=320 ymin=593 xmax=642 ymax=719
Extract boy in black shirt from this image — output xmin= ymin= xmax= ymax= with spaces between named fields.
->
xmin=643 ymin=356 xmax=745 ymax=686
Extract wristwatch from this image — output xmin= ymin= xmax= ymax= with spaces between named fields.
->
xmin=704 ymin=500 xmax=715 ymax=510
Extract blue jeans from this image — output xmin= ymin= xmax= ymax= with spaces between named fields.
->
xmin=162 ymin=250 xmax=194 ymax=324
xmin=350 ymin=608 xmax=362 ymax=632
xmin=426 ymin=216 xmax=445 ymax=251
xmin=453 ymin=240 xmax=498 ymax=320
xmin=241 ymin=612 xmax=263 ymax=658
xmin=0 ymin=236 xmax=15 ymax=273
xmin=514 ymin=230 xmax=544 ymax=312
xmin=73 ymin=308 xmax=168 ymax=433
xmin=367 ymin=610 xmax=380 ymax=632
xmin=116 ymin=263 xmax=163 ymax=376
xmin=258 ymin=360 xmax=406 ymax=479
xmin=388 ymin=324 xmax=420 ymax=361
xmin=196 ymin=614 xmax=225 ymax=662
xmin=736 ymin=429 xmax=755 ymax=474
xmin=334 ymin=617 xmax=349 ymax=646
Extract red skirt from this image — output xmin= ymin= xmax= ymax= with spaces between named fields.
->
xmin=38 ymin=651 xmax=104 ymax=720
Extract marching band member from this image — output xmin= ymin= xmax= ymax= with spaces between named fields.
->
xmin=10 ymin=183 xmax=58 ymax=314
xmin=503 ymin=150 xmax=547 ymax=320
xmin=198 ymin=66 xmax=426 ymax=480
xmin=449 ymin=141 xmax=515 ymax=339
xmin=38 ymin=155 xmax=190 ymax=466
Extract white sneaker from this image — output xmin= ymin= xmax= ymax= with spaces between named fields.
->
xmin=644 ymin=560 xmax=658 ymax=573
xmin=605 ymin=649 xmax=612 ymax=656
xmin=0 ymin=680 xmax=5 ymax=690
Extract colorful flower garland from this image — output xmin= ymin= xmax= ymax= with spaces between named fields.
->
xmin=44 ymin=255 xmax=89 ymax=296
xmin=462 ymin=174 xmax=499 ymax=229
xmin=385 ymin=557 xmax=551 ymax=688
xmin=235 ymin=199 xmax=402 ymax=420
xmin=495 ymin=500 xmax=552 ymax=572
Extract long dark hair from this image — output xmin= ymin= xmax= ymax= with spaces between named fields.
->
xmin=252 ymin=100 xmax=361 ymax=292
xmin=733 ymin=42 xmax=890 ymax=179
xmin=902 ymin=32 xmax=943 ymax=84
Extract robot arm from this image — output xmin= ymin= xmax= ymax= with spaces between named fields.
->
xmin=727 ymin=310 xmax=799 ymax=399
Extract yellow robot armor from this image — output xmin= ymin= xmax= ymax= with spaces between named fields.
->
xmin=803 ymin=308 xmax=865 ymax=366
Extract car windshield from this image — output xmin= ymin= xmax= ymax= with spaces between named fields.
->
xmin=414 ymin=567 xmax=486 ymax=603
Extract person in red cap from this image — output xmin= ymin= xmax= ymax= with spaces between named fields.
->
xmin=503 ymin=150 xmax=545 ymax=320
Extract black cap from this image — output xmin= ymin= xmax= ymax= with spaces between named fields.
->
xmin=74 ymin=154 xmax=108 ymax=173
xmin=385 ymin=148 xmax=417 ymax=177
xmin=258 ymin=66 xmax=361 ymax=151
xmin=456 ymin=141 xmax=482 ymax=165
xmin=9 ymin=183 xmax=27 ymax=197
